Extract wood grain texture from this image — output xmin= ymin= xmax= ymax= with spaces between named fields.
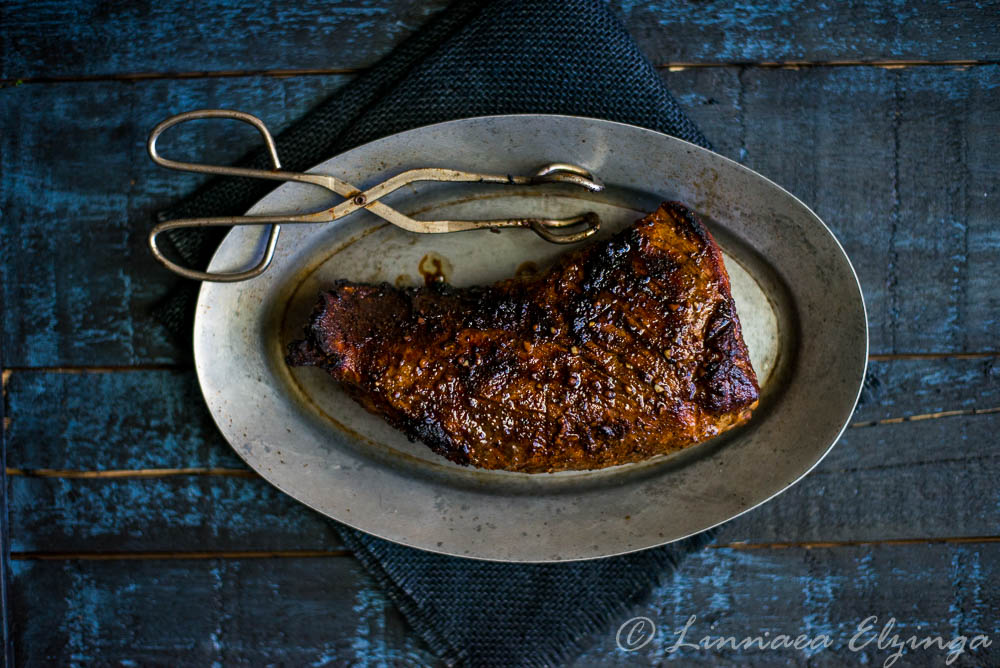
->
xmin=9 ymin=555 xmax=438 ymax=666
xmin=0 ymin=75 xmax=347 ymax=368
xmin=615 ymin=1 xmax=1000 ymax=66
xmin=4 ymin=370 xmax=240 ymax=470
xmin=572 ymin=541 xmax=1000 ymax=666
xmin=856 ymin=357 xmax=1000 ymax=420
xmin=0 ymin=0 xmax=452 ymax=80
xmin=10 ymin=543 xmax=1000 ymax=666
xmin=3 ymin=66 xmax=999 ymax=367
xmin=670 ymin=65 xmax=1000 ymax=355
xmin=3 ymin=0 xmax=999 ymax=80
xmin=9 ymin=475 xmax=344 ymax=554
xmin=6 ymin=356 xmax=998 ymax=553
xmin=4 ymin=1 xmax=1000 ymax=663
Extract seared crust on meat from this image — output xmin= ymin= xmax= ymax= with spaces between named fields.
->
xmin=287 ymin=202 xmax=759 ymax=472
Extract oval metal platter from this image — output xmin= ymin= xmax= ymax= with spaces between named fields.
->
xmin=194 ymin=115 xmax=867 ymax=562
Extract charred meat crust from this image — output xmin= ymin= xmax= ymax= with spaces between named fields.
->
xmin=287 ymin=202 xmax=760 ymax=472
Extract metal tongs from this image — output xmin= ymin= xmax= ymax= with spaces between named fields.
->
xmin=148 ymin=110 xmax=604 ymax=282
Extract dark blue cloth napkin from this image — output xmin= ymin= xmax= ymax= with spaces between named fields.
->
xmin=156 ymin=1 xmax=716 ymax=665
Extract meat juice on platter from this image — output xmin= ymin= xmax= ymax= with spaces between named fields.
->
xmin=287 ymin=202 xmax=759 ymax=473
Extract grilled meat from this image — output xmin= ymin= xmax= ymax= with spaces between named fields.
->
xmin=287 ymin=202 xmax=759 ymax=472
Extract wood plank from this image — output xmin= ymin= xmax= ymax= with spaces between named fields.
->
xmin=4 ymin=0 xmax=998 ymax=80
xmin=10 ymin=543 xmax=1000 ymax=666
xmin=618 ymin=1 xmax=1000 ymax=66
xmin=855 ymin=357 xmax=1000 ymax=421
xmin=894 ymin=67 xmax=1000 ymax=355
xmin=7 ymin=357 xmax=999 ymax=552
xmin=9 ymin=555 xmax=438 ymax=666
xmin=4 ymin=369 xmax=242 ymax=470
xmin=1 ymin=0 xmax=451 ymax=80
xmin=8 ymin=475 xmax=344 ymax=554
xmin=4 ymin=66 xmax=999 ymax=366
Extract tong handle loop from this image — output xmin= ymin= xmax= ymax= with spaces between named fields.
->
xmin=147 ymin=110 xmax=287 ymax=282
xmin=149 ymin=215 xmax=283 ymax=282
xmin=147 ymin=110 xmax=349 ymax=282
xmin=147 ymin=109 xmax=283 ymax=177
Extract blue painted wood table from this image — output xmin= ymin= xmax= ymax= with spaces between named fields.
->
xmin=2 ymin=2 xmax=999 ymax=665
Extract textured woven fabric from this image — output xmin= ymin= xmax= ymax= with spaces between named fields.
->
xmin=156 ymin=1 xmax=718 ymax=665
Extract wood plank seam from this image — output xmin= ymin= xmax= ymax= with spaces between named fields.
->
xmin=2 ymin=364 xmax=184 ymax=374
xmin=868 ymin=352 xmax=998 ymax=360
xmin=712 ymin=535 xmax=1000 ymax=549
xmin=849 ymin=405 xmax=1000 ymax=428
xmin=660 ymin=59 xmax=995 ymax=70
xmin=4 ymin=467 xmax=256 ymax=479
xmin=2 ymin=59 xmax=997 ymax=85
xmin=817 ymin=453 xmax=1000 ymax=477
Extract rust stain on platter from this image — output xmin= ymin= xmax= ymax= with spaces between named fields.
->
xmin=514 ymin=260 xmax=539 ymax=278
xmin=417 ymin=252 xmax=453 ymax=286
